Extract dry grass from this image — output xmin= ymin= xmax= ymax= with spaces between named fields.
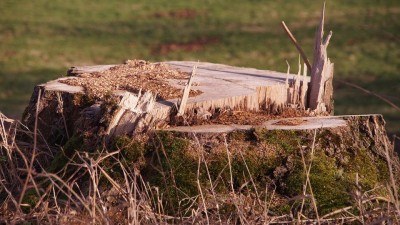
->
xmin=1 ymin=111 xmax=400 ymax=224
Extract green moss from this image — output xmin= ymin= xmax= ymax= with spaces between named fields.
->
xmin=286 ymin=151 xmax=351 ymax=215
xmin=144 ymin=131 xmax=198 ymax=213
xmin=205 ymin=149 xmax=231 ymax=193
xmin=344 ymin=148 xmax=389 ymax=190
xmin=272 ymin=203 xmax=291 ymax=215
xmin=285 ymin=145 xmax=392 ymax=216
xmin=258 ymin=129 xmax=301 ymax=154
xmin=145 ymin=131 xmax=280 ymax=213
xmin=47 ymin=134 xmax=84 ymax=173
xmin=204 ymin=139 xmax=278 ymax=194
xmin=21 ymin=189 xmax=40 ymax=213
xmin=99 ymin=136 xmax=148 ymax=184
xmin=113 ymin=135 xmax=146 ymax=166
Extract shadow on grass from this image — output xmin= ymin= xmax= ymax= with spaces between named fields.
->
xmin=0 ymin=68 xmax=64 ymax=119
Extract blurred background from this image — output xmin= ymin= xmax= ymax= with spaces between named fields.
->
xmin=0 ymin=0 xmax=399 ymax=138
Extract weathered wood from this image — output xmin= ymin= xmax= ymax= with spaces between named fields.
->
xmin=63 ymin=60 xmax=311 ymax=118
xmin=163 ymin=115 xmax=348 ymax=133
xmin=309 ymin=4 xmax=334 ymax=114
xmin=22 ymin=61 xmax=312 ymax=143
xmin=161 ymin=61 xmax=308 ymax=115
xmin=300 ymin=64 xmax=308 ymax=109
xmin=67 ymin=65 xmax=115 ymax=76
xmin=177 ymin=65 xmax=197 ymax=116
xmin=106 ymin=91 xmax=156 ymax=138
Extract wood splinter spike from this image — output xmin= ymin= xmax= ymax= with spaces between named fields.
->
xmin=308 ymin=3 xmax=334 ymax=114
xmin=281 ymin=3 xmax=334 ymax=114
xmin=177 ymin=64 xmax=197 ymax=116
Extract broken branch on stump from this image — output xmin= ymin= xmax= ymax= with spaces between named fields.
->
xmin=281 ymin=21 xmax=312 ymax=72
xmin=308 ymin=3 xmax=334 ymax=114
xmin=177 ymin=65 xmax=197 ymax=116
xmin=106 ymin=91 xmax=157 ymax=138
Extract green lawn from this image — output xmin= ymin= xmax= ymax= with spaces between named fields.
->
xmin=0 ymin=0 xmax=399 ymax=133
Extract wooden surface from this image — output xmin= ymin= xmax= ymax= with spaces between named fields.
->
xmin=153 ymin=61 xmax=309 ymax=118
xmin=26 ymin=61 xmax=312 ymax=139
xmin=67 ymin=65 xmax=115 ymax=76
xmin=106 ymin=91 xmax=156 ymax=137
xmin=44 ymin=61 xmax=311 ymax=120
xmin=309 ymin=4 xmax=334 ymax=113
xmin=163 ymin=115 xmax=349 ymax=133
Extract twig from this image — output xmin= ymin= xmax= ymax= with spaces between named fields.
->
xmin=383 ymin=136 xmax=400 ymax=216
xmin=321 ymin=196 xmax=393 ymax=219
xmin=18 ymin=89 xmax=42 ymax=207
xmin=223 ymin=135 xmax=245 ymax=223
xmin=190 ymin=129 xmax=222 ymax=224
xmin=336 ymin=79 xmax=400 ymax=112
xmin=281 ymin=21 xmax=312 ymax=72
xmin=196 ymin=151 xmax=210 ymax=225
xmin=299 ymin=129 xmax=321 ymax=225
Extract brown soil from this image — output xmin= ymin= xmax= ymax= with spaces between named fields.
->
xmin=211 ymin=108 xmax=309 ymax=125
xmin=61 ymin=60 xmax=202 ymax=100
xmin=173 ymin=108 xmax=310 ymax=126
xmin=153 ymin=9 xmax=199 ymax=19
xmin=273 ymin=118 xmax=307 ymax=126
xmin=153 ymin=37 xmax=220 ymax=55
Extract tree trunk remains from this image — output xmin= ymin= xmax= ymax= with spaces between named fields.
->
xmin=22 ymin=61 xmax=310 ymax=144
xmin=308 ymin=4 xmax=334 ymax=114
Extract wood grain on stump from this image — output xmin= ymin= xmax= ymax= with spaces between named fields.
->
xmin=22 ymin=61 xmax=311 ymax=142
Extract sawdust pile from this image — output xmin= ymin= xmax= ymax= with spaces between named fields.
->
xmin=172 ymin=108 xmax=310 ymax=126
xmin=61 ymin=60 xmax=202 ymax=100
xmin=210 ymin=108 xmax=309 ymax=125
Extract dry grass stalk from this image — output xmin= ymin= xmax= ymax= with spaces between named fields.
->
xmin=298 ymin=129 xmax=321 ymax=224
xmin=1 ymin=110 xmax=400 ymax=224
xmin=18 ymin=89 xmax=42 ymax=210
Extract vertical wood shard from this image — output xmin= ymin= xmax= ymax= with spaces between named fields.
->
xmin=300 ymin=63 xmax=308 ymax=109
xmin=309 ymin=3 xmax=334 ymax=114
xmin=177 ymin=65 xmax=197 ymax=116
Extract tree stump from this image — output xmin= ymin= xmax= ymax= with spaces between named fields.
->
xmin=22 ymin=60 xmax=313 ymax=145
xmin=10 ymin=4 xmax=400 ymax=221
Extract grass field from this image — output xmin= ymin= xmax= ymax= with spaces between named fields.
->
xmin=0 ymin=0 xmax=399 ymax=133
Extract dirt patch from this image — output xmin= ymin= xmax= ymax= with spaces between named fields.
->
xmin=172 ymin=108 xmax=310 ymax=126
xmin=211 ymin=108 xmax=309 ymax=125
xmin=153 ymin=9 xmax=199 ymax=19
xmin=273 ymin=118 xmax=307 ymax=126
xmin=153 ymin=37 xmax=220 ymax=55
xmin=60 ymin=60 xmax=202 ymax=100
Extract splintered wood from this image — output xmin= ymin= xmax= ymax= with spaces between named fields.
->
xmin=152 ymin=61 xmax=310 ymax=119
xmin=177 ymin=65 xmax=197 ymax=116
xmin=309 ymin=3 xmax=334 ymax=113
xmin=106 ymin=91 xmax=156 ymax=137
xmin=281 ymin=4 xmax=333 ymax=114
xmin=24 ymin=60 xmax=313 ymax=139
